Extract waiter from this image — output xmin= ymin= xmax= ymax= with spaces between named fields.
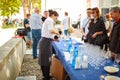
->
xmin=38 ymin=10 xmax=59 ymax=80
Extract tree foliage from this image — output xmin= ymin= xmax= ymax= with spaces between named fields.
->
xmin=0 ymin=0 xmax=21 ymax=17
xmin=20 ymin=0 xmax=41 ymax=17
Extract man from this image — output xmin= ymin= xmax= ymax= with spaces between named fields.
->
xmin=41 ymin=10 xmax=49 ymax=22
xmin=61 ymin=12 xmax=70 ymax=36
xmin=81 ymin=8 xmax=92 ymax=36
xmin=109 ymin=6 xmax=120 ymax=63
xmin=76 ymin=14 xmax=81 ymax=29
xmin=30 ymin=8 xmax=42 ymax=59
xmin=23 ymin=13 xmax=32 ymax=48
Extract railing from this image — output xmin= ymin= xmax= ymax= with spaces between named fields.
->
xmin=0 ymin=37 xmax=26 ymax=80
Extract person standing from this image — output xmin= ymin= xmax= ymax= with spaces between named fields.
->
xmin=38 ymin=10 xmax=59 ymax=80
xmin=86 ymin=7 xmax=108 ymax=47
xmin=109 ymin=6 xmax=120 ymax=62
xmin=81 ymin=8 xmax=92 ymax=37
xmin=61 ymin=12 xmax=70 ymax=36
xmin=76 ymin=14 xmax=81 ymax=29
xmin=104 ymin=13 xmax=112 ymax=36
xmin=23 ymin=13 xmax=32 ymax=47
xmin=41 ymin=10 xmax=49 ymax=22
xmin=30 ymin=8 xmax=42 ymax=59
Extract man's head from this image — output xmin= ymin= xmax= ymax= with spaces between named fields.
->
xmin=34 ymin=8 xmax=40 ymax=14
xmin=26 ymin=14 xmax=31 ymax=19
xmin=43 ymin=10 xmax=49 ymax=18
xmin=86 ymin=8 xmax=92 ymax=17
xmin=64 ymin=12 xmax=68 ymax=16
xmin=110 ymin=6 xmax=120 ymax=21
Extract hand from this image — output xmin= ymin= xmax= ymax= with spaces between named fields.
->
xmin=83 ymin=33 xmax=87 ymax=37
xmin=92 ymin=33 xmax=97 ymax=38
xmin=54 ymin=39 xmax=59 ymax=42
xmin=111 ymin=52 xmax=117 ymax=58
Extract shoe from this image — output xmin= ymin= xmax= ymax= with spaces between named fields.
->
xmin=50 ymin=76 xmax=56 ymax=80
xmin=33 ymin=57 xmax=38 ymax=59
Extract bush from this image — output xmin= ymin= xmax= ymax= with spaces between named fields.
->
xmin=2 ymin=23 xmax=14 ymax=29
xmin=55 ymin=20 xmax=61 ymax=25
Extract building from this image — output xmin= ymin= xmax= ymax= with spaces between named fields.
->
xmin=87 ymin=0 xmax=120 ymax=17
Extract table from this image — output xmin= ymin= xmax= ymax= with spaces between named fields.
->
xmin=52 ymin=39 xmax=120 ymax=80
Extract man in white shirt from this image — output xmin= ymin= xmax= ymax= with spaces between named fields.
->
xmin=61 ymin=12 xmax=70 ymax=36
xmin=81 ymin=8 xmax=92 ymax=42
xmin=81 ymin=8 xmax=92 ymax=36
xmin=30 ymin=8 xmax=42 ymax=59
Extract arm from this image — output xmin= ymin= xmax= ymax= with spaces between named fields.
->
xmin=25 ymin=24 xmax=30 ymax=28
xmin=92 ymin=31 xmax=103 ymax=38
xmin=48 ymin=21 xmax=59 ymax=35
xmin=50 ymin=29 xmax=59 ymax=35
xmin=92 ymin=19 xmax=106 ymax=38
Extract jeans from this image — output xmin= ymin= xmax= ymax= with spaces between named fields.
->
xmin=64 ymin=30 xmax=68 ymax=36
xmin=27 ymin=31 xmax=32 ymax=40
xmin=64 ymin=29 xmax=70 ymax=36
xmin=32 ymin=29 xmax=41 ymax=58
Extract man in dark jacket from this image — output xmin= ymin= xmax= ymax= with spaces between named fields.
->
xmin=109 ymin=6 xmax=120 ymax=63
xmin=41 ymin=10 xmax=49 ymax=22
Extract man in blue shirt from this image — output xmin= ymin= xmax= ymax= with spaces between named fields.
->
xmin=30 ymin=8 xmax=43 ymax=59
xmin=23 ymin=14 xmax=32 ymax=48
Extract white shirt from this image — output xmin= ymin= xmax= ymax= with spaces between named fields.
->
xmin=41 ymin=17 xmax=55 ymax=39
xmin=30 ymin=13 xmax=42 ymax=29
xmin=81 ymin=17 xmax=90 ymax=34
xmin=61 ymin=16 xmax=69 ymax=30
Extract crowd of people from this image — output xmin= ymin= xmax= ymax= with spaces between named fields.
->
xmin=22 ymin=6 xmax=120 ymax=80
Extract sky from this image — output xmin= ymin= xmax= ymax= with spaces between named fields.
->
xmin=42 ymin=0 xmax=87 ymax=22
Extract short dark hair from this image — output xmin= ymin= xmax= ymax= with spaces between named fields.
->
xmin=44 ymin=10 xmax=48 ymax=13
xmin=65 ymin=12 xmax=68 ymax=16
xmin=26 ymin=14 xmax=30 ymax=17
xmin=110 ymin=6 xmax=120 ymax=13
xmin=87 ymin=8 xmax=91 ymax=10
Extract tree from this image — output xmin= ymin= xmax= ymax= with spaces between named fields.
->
xmin=0 ymin=0 xmax=21 ymax=18
xmin=20 ymin=0 xmax=41 ymax=17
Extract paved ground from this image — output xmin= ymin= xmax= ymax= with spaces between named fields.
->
xmin=18 ymin=28 xmax=82 ymax=80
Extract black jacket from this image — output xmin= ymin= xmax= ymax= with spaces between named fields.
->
xmin=86 ymin=18 xmax=108 ymax=45
xmin=88 ymin=18 xmax=107 ymax=35
xmin=109 ymin=20 xmax=120 ymax=54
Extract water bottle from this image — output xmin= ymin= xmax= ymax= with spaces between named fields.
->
xmin=72 ymin=46 xmax=78 ymax=67
xmin=69 ymin=48 xmax=74 ymax=64
xmin=78 ymin=45 xmax=82 ymax=56
xmin=68 ymin=38 xmax=72 ymax=52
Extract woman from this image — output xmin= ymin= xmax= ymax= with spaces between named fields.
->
xmin=38 ymin=10 xmax=59 ymax=80
xmin=86 ymin=7 xmax=108 ymax=47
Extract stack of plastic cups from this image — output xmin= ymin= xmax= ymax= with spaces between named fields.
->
xmin=82 ymin=55 xmax=88 ymax=69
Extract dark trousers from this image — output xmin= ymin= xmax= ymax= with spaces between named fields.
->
xmin=76 ymin=21 xmax=80 ymax=28
xmin=41 ymin=65 xmax=50 ymax=80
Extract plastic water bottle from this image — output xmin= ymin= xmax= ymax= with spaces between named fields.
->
xmin=78 ymin=45 xmax=82 ymax=56
xmin=68 ymin=38 xmax=72 ymax=52
xmin=72 ymin=46 xmax=78 ymax=67
xmin=69 ymin=48 xmax=74 ymax=64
